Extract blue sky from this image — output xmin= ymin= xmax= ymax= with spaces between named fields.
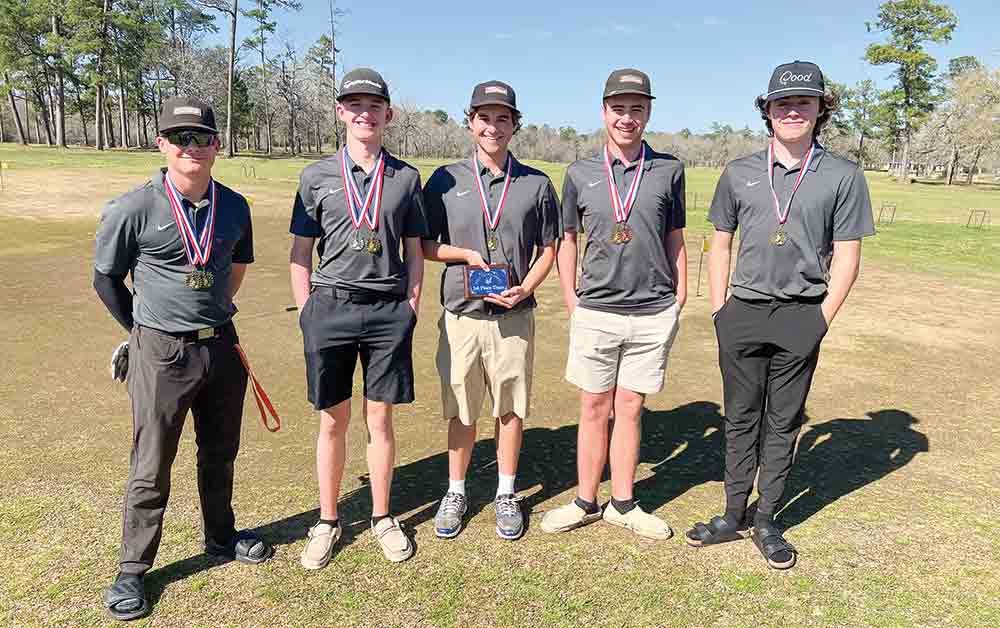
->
xmin=228 ymin=0 xmax=999 ymax=135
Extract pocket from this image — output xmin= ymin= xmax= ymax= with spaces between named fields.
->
xmin=815 ymin=303 xmax=829 ymax=335
xmin=146 ymin=331 xmax=184 ymax=367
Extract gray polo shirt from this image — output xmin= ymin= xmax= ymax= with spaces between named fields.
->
xmin=708 ymin=145 xmax=875 ymax=300
xmin=562 ymin=142 xmax=686 ymax=315
xmin=290 ymin=150 xmax=429 ymax=296
xmin=94 ymin=169 xmax=254 ymax=333
xmin=423 ymin=154 xmax=561 ymax=317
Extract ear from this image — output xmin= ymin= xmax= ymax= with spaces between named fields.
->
xmin=384 ymin=106 xmax=394 ymax=125
xmin=156 ymin=136 xmax=170 ymax=155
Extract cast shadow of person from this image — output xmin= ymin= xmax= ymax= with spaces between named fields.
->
xmin=773 ymin=409 xmax=929 ymax=530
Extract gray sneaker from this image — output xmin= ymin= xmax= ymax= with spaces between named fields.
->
xmin=495 ymin=494 xmax=524 ymax=540
xmin=434 ymin=492 xmax=468 ymax=538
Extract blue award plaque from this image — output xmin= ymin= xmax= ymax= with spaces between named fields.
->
xmin=464 ymin=263 xmax=511 ymax=299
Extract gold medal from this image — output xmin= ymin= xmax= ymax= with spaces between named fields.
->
xmin=487 ymin=233 xmax=498 ymax=251
xmin=611 ymin=225 xmax=621 ymax=244
xmin=770 ymin=228 xmax=787 ymax=246
xmin=621 ymin=224 xmax=633 ymax=243
xmin=201 ymin=270 xmax=215 ymax=288
xmin=185 ymin=270 xmax=199 ymax=289
xmin=367 ymin=236 xmax=382 ymax=255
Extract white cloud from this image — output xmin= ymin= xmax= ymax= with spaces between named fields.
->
xmin=703 ymin=16 xmax=722 ymax=26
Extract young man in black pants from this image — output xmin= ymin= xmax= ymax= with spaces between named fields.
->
xmin=686 ymin=61 xmax=875 ymax=569
xmin=94 ymin=98 xmax=270 ymax=621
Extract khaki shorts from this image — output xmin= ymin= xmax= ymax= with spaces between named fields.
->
xmin=566 ymin=304 xmax=680 ymax=395
xmin=436 ymin=308 xmax=535 ymax=425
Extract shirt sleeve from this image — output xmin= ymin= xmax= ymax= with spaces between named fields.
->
xmin=233 ymin=198 xmax=254 ymax=264
xmin=670 ymin=163 xmax=687 ymax=231
xmin=561 ymin=168 xmax=582 ymax=234
xmin=403 ymin=172 xmax=431 ymax=238
xmin=290 ymin=170 xmax=323 ymax=238
xmin=94 ymin=198 xmax=139 ymax=276
xmin=833 ymin=166 xmax=876 ymax=241
xmin=422 ymin=169 xmax=449 ymax=243
xmin=537 ymin=180 xmax=562 ymax=246
xmin=708 ymin=166 xmax=738 ymax=233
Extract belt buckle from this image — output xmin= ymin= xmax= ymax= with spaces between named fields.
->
xmin=196 ymin=327 xmax=215 ymax=341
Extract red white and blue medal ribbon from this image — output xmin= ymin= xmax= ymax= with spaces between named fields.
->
xmin=341 ymin=147 xmax=385 ymax=233
xmin=473 ymin=151 xmax=512 ymax=232
xmin=603 ymin=142 xmax=645 ymax=224
xmin=164 ymin=174 xmax=216 ymax=267
xmin=767 ymin=141 xmax=815 ymax=227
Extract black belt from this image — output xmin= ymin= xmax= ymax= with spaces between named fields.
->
xmin=311 ymin=286 xmax=404 ymax=304
xmin=735 ymin=294 xmax=825 ymax=305
xmin=142 ymin=321 xmax=234 ymax=342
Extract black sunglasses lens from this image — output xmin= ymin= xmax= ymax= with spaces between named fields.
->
xmin=168 ymin=132 xmax=213 ymax=147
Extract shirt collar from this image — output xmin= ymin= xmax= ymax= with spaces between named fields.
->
xmin=768 ymin=142 xmax=825 ymax=173
xmin=609 ymin=141 xmax=651 ymax=171
xmin=474 ymin=151 xmax=514 ymax=178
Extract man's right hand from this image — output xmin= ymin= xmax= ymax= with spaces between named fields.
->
xmin=465 ymin=249 xmax=490 ymax=270
xmin=110 ymin=341 xmax=129 ymax=383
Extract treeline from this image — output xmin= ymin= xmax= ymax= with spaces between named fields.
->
xmin=0 ymin=0 xmax=997 ymax=181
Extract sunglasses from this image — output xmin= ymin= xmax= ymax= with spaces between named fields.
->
xmin=164 ymin=131 xmax=216 ymax=147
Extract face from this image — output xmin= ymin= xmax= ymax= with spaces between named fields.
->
xmin=469 ymin=104 xmax=515 ymax=156
xmin=768 ymin=95 xmax=821 ymax=143
xmin=602 ymin=94 xmax=651 ymax=147
xmin=336 ymin=94 xmax=392 ymax=142
xmin=156 ymin=129 xmax=219 ymax=177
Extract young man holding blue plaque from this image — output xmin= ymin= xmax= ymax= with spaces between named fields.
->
xmin=543 ymin=69 xmax=687 ymax=539
xmin=422 ymin=80 xmax=561 ymax=540
xmin=289 ymin=68 xmax=429 ymax=567
xmin=686 ymin=61 xmax=874 ymax=569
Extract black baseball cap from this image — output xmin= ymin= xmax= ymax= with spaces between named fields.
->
xmin=603 ymin=68 xmax=654 ymax=100
xmin=338 ymin=68 xmax=391 ymax=103
xmin=469 ymin=80 xmax=519 ymax=114
xmin=158 ymin=97 xmax=218 ymax=134
xmin=763 ymin=61 xmax=826 ymax=102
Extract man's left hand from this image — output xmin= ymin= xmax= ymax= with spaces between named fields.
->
xmin=484 ymin=286 xmax=528 ymax=309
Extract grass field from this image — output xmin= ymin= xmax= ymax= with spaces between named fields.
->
xmin=1 ymin=144 xmax=999 ymax=628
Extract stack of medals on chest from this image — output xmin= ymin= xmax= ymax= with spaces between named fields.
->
xmin=766 ymin=142 xmax=815 ymax=247
xmin=603 ymin=143 xmax=644 ymax=245
xmin=164 ymin=175 xmax=217 ymax=290
xmin=473 ymin=152 xmax=512 ymax=252
xmin=342 ymin=147 xmax=386 ymax=256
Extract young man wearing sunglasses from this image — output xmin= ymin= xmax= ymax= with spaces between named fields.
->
xmin=686 ymin=61 xmax=874 ymax=569
xmin=421 ymin=81 xmax=561 ymax=541
xmin=94 ymin=97 xmax=269 ymax=621
xmin=543 ymin=69 xmax=687 ymax=539
xmin=290 ymin=68 xmax=429 ymax=567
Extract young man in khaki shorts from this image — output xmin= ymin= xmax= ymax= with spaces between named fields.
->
xmin=422 ymin=80 xmax=561 ymax=540
xmin=542 ymin=69 xmax=687 ymax=539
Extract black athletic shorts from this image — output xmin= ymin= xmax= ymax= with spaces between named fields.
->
xmin=299 ymin=287 xmax=417 ymax=410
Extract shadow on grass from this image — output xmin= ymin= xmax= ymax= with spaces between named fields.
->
xmin=776 ymin=409 xmax=929 ymax=529
xmin=144 ymin=405 xmax=927 ymax=606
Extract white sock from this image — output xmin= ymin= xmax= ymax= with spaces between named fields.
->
xmin=497 ymin=473 xmax=516 ymax=497
xmin=448 ymin=478 xmax=466 ymax=496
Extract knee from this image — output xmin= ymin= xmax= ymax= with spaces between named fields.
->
xmin=580 ymin=395 xmax=613 ymax=423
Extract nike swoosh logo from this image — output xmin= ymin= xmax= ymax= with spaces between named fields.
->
xmin=456 ymin=190 xmax=471 ymax=197
xmin=157 ymin=223 xmax=173 ymax=231
xmin=746 ymin=180 xmax=761 ymax=187
xmin=587 ymin=180 xmax=603 ymax=188
xmin=329 ymin=187 xmax=344 ymax=195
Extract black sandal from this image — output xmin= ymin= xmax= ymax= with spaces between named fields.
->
xmin=685 ymin=515 xmax=751 ymax=547
xmin=205 ymin=529 xmax=273 ymax=564
xmin=751 ymin=523 xmax=798 ymax=569
xmin=103 ymin=573 xmax=149 ymax=621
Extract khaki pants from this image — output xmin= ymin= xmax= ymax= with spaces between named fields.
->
xmin=566 ymin=304 xmax=680 ymax=394
xmin=435 ymin=308 xmax=534 ymax=425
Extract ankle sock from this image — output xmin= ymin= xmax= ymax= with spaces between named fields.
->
xmin=574 ymin=496 xmax=600 ymax=515
xmin=318 ymin=518 xmax=339 ymax=529
xmin=610 ymin=497 xmax=636 ymax=514
xmin=448 ymin=478 xmax=466 ymax=496
xmin=371 ymin=514 xmax=391 ymax=527
xmin=496 ymin=473 xmax=515 ymax=497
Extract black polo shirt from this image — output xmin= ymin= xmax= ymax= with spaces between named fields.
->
xmin=290 ymin=149 xmax=429 ymax=296
xmin=562 ymin=142 xmax=686 ymax=315
xmin=94 ymin=169 xmax=254 ymax=333
xmin=423 ymin=154 xmax=561 ymax=316
xmin=708 ymin=145 xmax=875 ymax=300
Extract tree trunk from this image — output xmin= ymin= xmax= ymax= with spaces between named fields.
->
xmin=966 ymin=144 xmax=985 ymax=185
xmin=75 ymin=88 xmax=90 ymax=146
xmin=94 ymin=0 xmax=111 ymax=150
xmin=5 ymin=78 xmax=28 ymax=145
xmin=95 ymin=84 xmax=105 ymax=149
xmin=51 ymin=15 xmax=66 ymax=147
xmin=945 ymin=144 xmax=959 ymax=185
xmin=34 ymin=88 xmax=54 ymax=145
xmin=225 ymin=0 xmax=239 ymax=158
xmin=117 ymin=63 xmax=129 ymax=148
xmin=105 ymin=97 xmax=116 ymax=147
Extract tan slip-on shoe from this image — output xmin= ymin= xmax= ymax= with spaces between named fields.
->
xmin=602 ymin=503 xmax=674 ymax=540
xmin=372 ymin=517 xmax=414 ymax=563
xmin=539 ymin=500 xmax=602 ymax=533
xmin=300 ymin=522 xmax=342 ymax=570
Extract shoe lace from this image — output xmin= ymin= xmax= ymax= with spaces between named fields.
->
xmin=495 ymin=494 xmax=521 ymax=518
xmin=440 ymin=492 xmax=466 ymax=517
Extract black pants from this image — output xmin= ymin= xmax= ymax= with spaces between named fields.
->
xmin=120 ymin=323 xmax=247 ymax=576
xmin=714 ymin=297 xmax=827 ymax=518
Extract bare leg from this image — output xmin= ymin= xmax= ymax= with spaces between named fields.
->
xmin=365 ymin=400 xmax=395 ymax=516
xmin=609 ymin=387 xmax=644 ymax=500
xmin=317 ymin=399 xmax=351 ymax=520
xmin=577 ymin=390 xmax=614 ymax=502
xmin=495 ymin=413 xmax=523 ymax=477
xmin=448 ymin=418 xmax=476 ymax=481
